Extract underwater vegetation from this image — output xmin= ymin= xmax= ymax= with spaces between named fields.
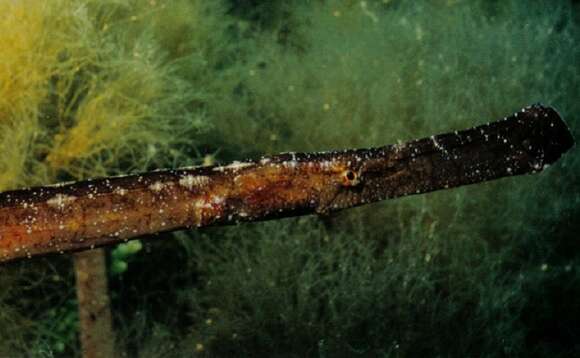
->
xmin=0 ymin=0 xmax=579 ymax=357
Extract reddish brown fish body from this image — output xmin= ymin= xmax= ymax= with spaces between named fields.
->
xmin=0 ymin=104 xmax=574 ymax=262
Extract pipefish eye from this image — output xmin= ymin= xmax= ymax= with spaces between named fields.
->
xmin=341 ymin=169 xmax=360 ymax=186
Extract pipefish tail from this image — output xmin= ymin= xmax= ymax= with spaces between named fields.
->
xmin=0 ymin=104 xmax=574 ymax=263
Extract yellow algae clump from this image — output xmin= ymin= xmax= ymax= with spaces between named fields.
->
xmin=0 ymin=1 xmax=56 ymax=189
xmin=0 ymin=2 xmax=56 ymax=117
xmin=0 ymin=0 xmax=214 ymax=185
xmin=46 ymin=54 xmax=167 ymax=174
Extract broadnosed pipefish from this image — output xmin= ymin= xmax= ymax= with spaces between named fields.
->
xmin=0 ymin=104 xmax=574 ymax=263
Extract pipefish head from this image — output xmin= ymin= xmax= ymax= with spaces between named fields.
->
xmin=307 ymin=151 xmax=370 ymax=214
xmin=311 ymin=146 xmax=411 ymax=214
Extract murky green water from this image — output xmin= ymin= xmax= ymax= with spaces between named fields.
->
xmin=0 ymin=1 xmax=579 ymax=356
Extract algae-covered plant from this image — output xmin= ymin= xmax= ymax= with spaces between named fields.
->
xmin=0 ymin=0 xmax=225 ymax=355
xmin=1 ymin=0 xmax=579 ymax=357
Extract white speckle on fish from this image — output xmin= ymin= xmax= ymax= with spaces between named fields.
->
xmin=46 ymin=194 xmax=77 ymax=209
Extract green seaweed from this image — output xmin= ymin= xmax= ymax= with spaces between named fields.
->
xmin=0 ymin=0 xmax=579 ymax=357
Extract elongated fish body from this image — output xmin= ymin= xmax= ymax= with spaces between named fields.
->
xmin=0 ymin=104 xmax=574 ymax=262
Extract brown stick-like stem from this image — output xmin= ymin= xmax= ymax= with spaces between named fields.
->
xmin=0 ymin=104 xmax=574 ymax=263
xmin=74 ymin=249 xmax=116 ymax=358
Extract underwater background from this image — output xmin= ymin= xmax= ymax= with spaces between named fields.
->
xmin=0 ymin=0 xmax=579 ymax=356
